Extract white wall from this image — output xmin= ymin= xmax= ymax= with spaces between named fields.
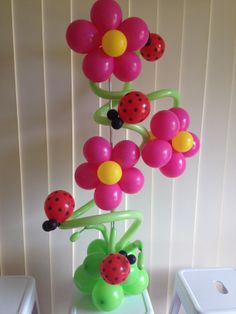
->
xmin=0 ymin=1 xmax=236 ymax=313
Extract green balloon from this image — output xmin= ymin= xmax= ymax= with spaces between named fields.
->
xmin=87 ymin=239 xmax=108 ymax=255
xmin=92 ymin=278 xmax=124 ymax=312
xmin=83 ymin=252 xmax=105 ymax=278
xmin=121 ymin=263 xmax=139 ymax=287
xmin=122 ymin=269 xmax=149 ymax=295
xmin=74 ymin=265 xmax=98 ymax=294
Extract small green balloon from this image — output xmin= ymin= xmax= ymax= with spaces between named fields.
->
xmin=87 ymin=239 xmax=108 ymax=255
xmin=83 ymin=252 xmax=105 ymax=279
xmin=70 ymin=232 xmax=80 ymax=242
xmin=122 ymin=269 xmax=149 ymax=295
xmin=74 ymin=265 xmax=98 ymax=294
xmin=92 ymin=278 xmax=124 ymax=312
xmin=121 ymin=263 xmax=139 ymax=287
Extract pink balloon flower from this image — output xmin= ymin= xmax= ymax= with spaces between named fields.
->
xmin=75 ymin=137 xmax=144 ymax=210
xmin=142 ymin=107 xmax=200 ymax=178
xmin=66 ymin=0 xmax=149 ymax=82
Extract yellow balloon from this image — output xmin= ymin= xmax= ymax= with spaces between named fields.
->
xmin=172 ymin=131 xmax=194 ymax=152
xmin=102 ymin=30 xmax=127 ymax=57
xmin=149 ymin=131 xmax=156 ymax=140
xmin=97 ymin=161 xmax=122 ymax=185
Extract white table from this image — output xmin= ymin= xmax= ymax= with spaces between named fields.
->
xmin=70 ymin=285 xmax=154 ymax=314
xmin=0 ymin=276 xmax=40 ymax=314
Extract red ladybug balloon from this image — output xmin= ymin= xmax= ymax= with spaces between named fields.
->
xmin=100 ymin=253 xmax=130 ymax=285
xmin=44 ymin=190 xmax=75 ymax=223
xmin=118 ymin=91 xmax=150 ymax=124
xmin=141 ymin=33 xmax=165 ymax=61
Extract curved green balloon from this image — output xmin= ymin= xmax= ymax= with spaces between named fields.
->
xmin=92 ymin=278 xmax=124 ymax=312
xmin=74 ymin=265 xmax=98 ymax=294
xmin=87 ymin=239 xmax=108 ymax=256
xmin=89 ymin=81 xmax=133 ymax=99
xmin=60 ymin=210 xmax=143 ymax=252
xmin=147 ymin=88 xmax=180 ymax=107
xmin=122 ymin=269 xmax=149 ymax=296
xmin=83 ymin=252 xmax=105 ymax=279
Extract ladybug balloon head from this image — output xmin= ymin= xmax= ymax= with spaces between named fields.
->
xmin=42 ymin=190 xmax=75 ymax=232
xmin=107 ymin=109 xmax=124 ymax=130
xmin=141 ymin=33 xmax=165 ymax=62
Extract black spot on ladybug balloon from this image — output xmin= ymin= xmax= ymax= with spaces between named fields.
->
xmin=43 ymin=190 xmax=75 ymax=231
xmin=118 ymin=91 xmax=150 ymax=124
xmin=141 ymin=33 xmax=165 ymax=62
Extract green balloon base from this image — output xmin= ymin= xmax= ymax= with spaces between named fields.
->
xmin=70 ymin=284 xmax=154 ymax=314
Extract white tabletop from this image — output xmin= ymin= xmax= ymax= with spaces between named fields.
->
xmin=0 ymin=276 xmax=38 ymax=314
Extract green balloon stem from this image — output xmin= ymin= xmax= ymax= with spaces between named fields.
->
xmin=69 ymin=199 xmax=95 ymax=220
xmin=89 ymin=81 xmax=133 ymax=100
xmin=138 ymin=251 xmax=145 ymax=270
xmin=123 ymin=240 xmax=143 ymax=254
xmin=60 ymin=210 xmax=143 ymax=252
xmin=147 ymin=88 xmax=180 ymax=107
xmin=108 ymin=226 xmax=116 ymax=253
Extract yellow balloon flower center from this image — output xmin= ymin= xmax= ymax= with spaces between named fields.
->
xmin=172 ymin=131 xmax=194 ymax=152
xmin=97 ymin=161 xmax=122 ymax=185
xmin=102 ymin=30 xmax=127 ymax=57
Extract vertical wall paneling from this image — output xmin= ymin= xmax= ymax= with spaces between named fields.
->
xmin=71 ymin=0 xmax=101 ymax=270
xmin=217 ymin=41 xmax=236 ymax=266
xmin=0 ymin=1 xmax=25 ymax=275
xmin=41 ymin=1 xmax=73 ymax=313
xmin=150 ymin=0 xmax=184 ymax=312
xmin=128 ymin=0 xmax=157 ymax=277
xmin=11 ymin=1 xmax=51 ymax=313
xmin=193 ymin=0 xmax=236 ymax=267
xmin=167 ymin=0 xmax=211 ymax=304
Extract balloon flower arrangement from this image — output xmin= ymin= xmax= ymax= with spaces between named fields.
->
xmin=42 ymin=0 xmax=200 ymax=311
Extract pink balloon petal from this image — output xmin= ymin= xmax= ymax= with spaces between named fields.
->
xmin=142 ymin=139 xmax=172 ymax=168
xmin=94 ymin=183 xmax=122 ymax=210
xmin=90 ymin=0 xmax=122 ymax=33
xmin=119 ymin=167 xmax=144 ymax=194
xmin=111 ymin=140 xmax=140 ymax=169
xmin=83 ymin=136 xmax=112 ymax=164
xmin=118 ymin=17 xmax=149 ymax=51
xmin=114 ymin=52 xmax=141 ymax=82
xmin=183 ymin=132 xmax=200 ymax=158
xmin=169 ymin=107 xmax=190 ymax=131
xmin=66 ymin=20 xmax=100 ymax=54
xmin=160 ymin=152 xmax=186 ymax=178
xmin=74 ymin=163 xmax=99 ymax=189
xmin=83 ymin=48 xmax=114 ymax=82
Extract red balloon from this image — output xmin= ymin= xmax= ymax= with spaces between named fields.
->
xmin=100 ymin=253 xmax=130 ymax=285
xmin=74 ymin=163 xmax=99 ymax=189
xmin=160 ymin=152 xmax=186 ymax=178
xmin=118 ymin=91 xmax=150 ymax=123
xmin=140 ymin=33 xmax=165 ymax=62
xmin=44 ymin=190 xmax=75 ymax=223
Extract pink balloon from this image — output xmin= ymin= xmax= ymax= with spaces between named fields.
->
xmin=90 ymin=0 xmax=122 ymax=33
xmin=111 ymin=140 xmax=140 ymax=169
xmin=66 ymin=20 xmax=100 ymax=54
xmin=114 ymin=52 xmax=141 ymax=82
xmin=169 ymin=107 xmax=190 ymax=131
xmin=74 ymin=163 xmax=99 ymax=189
xmin=151 ymin=110 xmax=180 ymax=141
xmin=183 ymin=132 xmax=200 ymax=158
xmin=118 ymin=17 xmax=149 ymax=51
xmin=119 ymin=167 xmax=144 ymax=194
xmin=142 ymin=139 xmax=172 ymax=168
xmin=160 ymin=152 xmax=186 ymax=178
xmin=83 ymin=136 xmax=111 ymax=164
xmin=83 ymin=48 xmax=114 ymax=82
xmin=94 ymin=183 xmax=122 ymax=210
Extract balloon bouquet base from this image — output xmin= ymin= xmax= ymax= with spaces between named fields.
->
xmin=42 ymin=0 xmax=200 ymax=312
